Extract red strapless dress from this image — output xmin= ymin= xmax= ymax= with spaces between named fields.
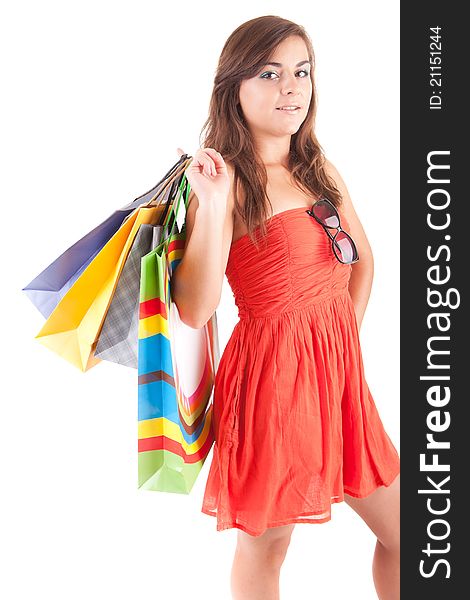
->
xmin=201 ymin=206 xmax=400 ymax=537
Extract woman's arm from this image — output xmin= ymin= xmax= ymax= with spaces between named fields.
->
xmin=324 ymin=158 xmax=375 ymax=331
xmin=170 ymin=152 xmax=234 ymax=329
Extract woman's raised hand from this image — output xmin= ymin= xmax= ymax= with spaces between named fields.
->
xmin=177 ymin=147 xmax=230 ymax=205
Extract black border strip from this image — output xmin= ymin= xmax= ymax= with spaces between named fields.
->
xmin=401 ymin=3 xmax=466 ymax=596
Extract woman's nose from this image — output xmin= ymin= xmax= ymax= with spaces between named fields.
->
xmin=280 ymin=74 xmax=302 ymax=95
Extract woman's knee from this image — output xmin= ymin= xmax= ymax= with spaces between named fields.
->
xmin=378 ymin=524 xmax=400 ymax=555
xmin=236 ymin=523 xmax=295 ymax=568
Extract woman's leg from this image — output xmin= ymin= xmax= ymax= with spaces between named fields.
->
xmin=344 ymin=473 xmax=400 ymax=600
xmin=231 ymin=523 xmax=295 ymax=600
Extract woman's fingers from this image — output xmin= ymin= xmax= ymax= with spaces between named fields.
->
xmin=195 ymin=148 xmax=225 ymax=177
xmin=204 ymin=148 xmax=226 ymax=174
xmin=182 ymin=147 xmax=224 ymax=178
xmin=200 ymin=153 xmax=215 ymax=176
xmin=195 ymin=150 xmax=214 ymax=176
xmin=203 ymin=148 xmax=223 ymax=163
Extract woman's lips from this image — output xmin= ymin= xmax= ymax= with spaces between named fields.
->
xmin=276 ymin=107 xmax=301 ymax=114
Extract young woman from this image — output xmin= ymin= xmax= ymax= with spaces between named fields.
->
xmin=171 ymin=15 xmax=400 ymax=600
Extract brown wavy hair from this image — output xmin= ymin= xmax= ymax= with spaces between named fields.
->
xmin=199 ymin=15 xmax=343 ymax=249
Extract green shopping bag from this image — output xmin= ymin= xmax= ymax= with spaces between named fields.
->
xmin=137 ymin=174 xmax=220 ymax=493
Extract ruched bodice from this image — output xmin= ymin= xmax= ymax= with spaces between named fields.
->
xmin=226 ymin=206 xmax=352 ymax=319
xmin=201 ymin=204 xmax=400 ymax=537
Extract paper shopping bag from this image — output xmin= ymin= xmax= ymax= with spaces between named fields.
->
xmin=22 ymin=153 xmax=191 ymax=318
xmin=93 ymin=154 xmax=193 ymax=368
xmin=35 ymin=204 xmax=163 ymax=371
xmin=137 ymin=177 xmax=220 ymax=493
xmin=93 ymin=223 xmax=163 ymax=369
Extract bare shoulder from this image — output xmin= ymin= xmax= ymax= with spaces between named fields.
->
xmin=323 ymin=157 xmax=373 ymax=257
xmin=323 ymin=158 xmax=355 ymax=218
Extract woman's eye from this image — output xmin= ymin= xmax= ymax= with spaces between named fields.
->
xmin=260 ymin=69 xmax=309 ymax=79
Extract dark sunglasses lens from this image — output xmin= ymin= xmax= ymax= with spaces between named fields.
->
xmin=333 ymin=231 xmax=358 ymax=263
xmin=313 ymin=200 xmax=339 ymax=228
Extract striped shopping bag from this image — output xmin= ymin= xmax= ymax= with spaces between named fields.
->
xmin=137 ymin=176 xmax=220 ymax=493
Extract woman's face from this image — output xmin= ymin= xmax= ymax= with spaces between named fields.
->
xmin=239 ymin=35 xmax=312 ymax=139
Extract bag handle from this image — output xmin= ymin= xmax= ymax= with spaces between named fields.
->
xmin=143 ymin=155 xmax=192 ymax=209
xmin=134 ymin=153 xmax=190 ymax=206
xmin=161 ymin=173 xmax=192 ymax=247
xmin=119 ymin=154 xmax=193 ymax=232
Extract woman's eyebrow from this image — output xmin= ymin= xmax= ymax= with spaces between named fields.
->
xmin=264 ymin=60 xmax=310 ymax=67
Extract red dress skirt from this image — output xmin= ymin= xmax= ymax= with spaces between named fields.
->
xmin=201 ymin=206 xmax=400 ymax=537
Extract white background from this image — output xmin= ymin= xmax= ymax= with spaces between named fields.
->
xmin=2 ymin=1 xmax=399 ymax=598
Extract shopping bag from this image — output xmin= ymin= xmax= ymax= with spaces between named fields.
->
xmin=22 ymin=153 xmax=190 ymax=319
xmin=93 ymin=223 xmax=162 ymax=368
xmin=93 ymin=155 xmax=193 ymax=368
xmin=32 ymin=154 xmax=193 ymax=371
xmin=35 ymin=204 xmax=162 ymax=371
xmin=137 ymin=176 xmax=220 ymax=493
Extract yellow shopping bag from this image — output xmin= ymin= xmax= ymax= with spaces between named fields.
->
xmin=35 ymin=204 xmax=164 ymax=371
